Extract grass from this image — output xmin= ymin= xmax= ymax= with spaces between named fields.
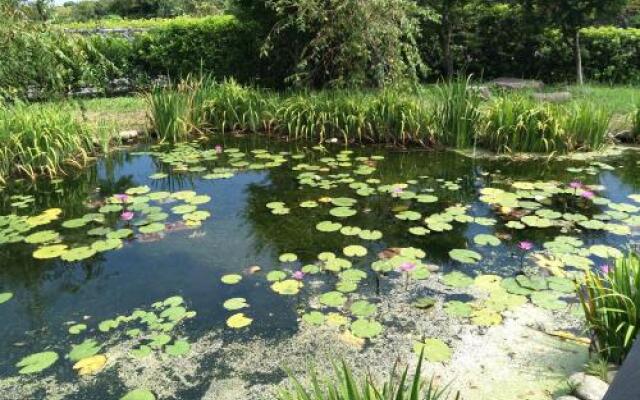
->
xmin=277 ymin=352 xmax=460 ymax=400
xmin=633 ymin=103 xmax=640 ymax=140
xmin=56 ymin=16 xmax=214 ymax=30
xmin=578 ymin=250 xmax=640 ymax=365
xmin=0 ymin=102 xmax=115 ymax=183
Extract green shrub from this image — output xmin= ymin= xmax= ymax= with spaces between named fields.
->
xmin=133 ymin=15 xmax=261 ymax=84
xmin=277 ymin=352 xmax=460 ymax=400
xmin=0 ymin=103 xmax=109 ymax=182
xmin=480 ymin=96 xmax=610 ymax=153
xmin=581 ymin=27 xmax=640 ymax=84
xmin=578 ymin=251 xmax=640 ymax=365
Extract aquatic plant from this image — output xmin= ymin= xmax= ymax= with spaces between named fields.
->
xmin=435 ymin=76 xmax=481 ymax=149
xmin=277 ymin=351 xmax=460 ymax=400
xmin=578 ymin=250 xmax=640 ymax=364
xmin=0 ymin=103 xmax=109 ymax=183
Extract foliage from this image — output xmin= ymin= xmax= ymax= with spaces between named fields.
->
xmin=266 ymin=0 xmax=426 ymax=88
xmin=435 ymin=76 xmax=481 ymax=148
xmin=277 ymin=352 xmax=460 ymax=400
xmin=132 ymin=15 xmax=261 ymax=84
xmin=480 ymin=95 xmax=610 ymax=153
xmin=0 ymin=102 xmax=112 ymax=182
xmin=578 ymin=250 xmax=640 ymax=364
xmin=633 ymin=102 xmax=640 ymax=140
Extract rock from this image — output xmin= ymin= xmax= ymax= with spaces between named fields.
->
xmin=119 ymin=130 xmax=139 ymax=140
xmin=612 ymin=130 xmax=637 ymax=144
xmin=606 ymin=369 xmax=617 ymax=384
xmin=492 ymin=77 xmax=544 ymax=90
xmin=568 ymin=372 xmax=609 ymax=400
xmin=556 ymin=396 xmax=581 ymax=400
xmin=532 ymin=91 xmax=572 ymax=103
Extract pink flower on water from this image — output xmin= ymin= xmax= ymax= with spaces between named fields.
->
xmin=518 ymin=241 xmax=534 ymax=251
xmin=580 ymin=190 xmax=595 ymax=200
xmin=214 ymin=145 xmax=223 ymax=154
xmin=569 ymin=181 xmax=583 ymax=189
xmin=114 ymin=194 xmax=129 ymax=203
xmin=120 ymin=211 xmax=135 ymax=221
xmin=600 ymin=264 xmax=611 ymax=274
xmin=398 ymin=262 xmax=416 ymax=272
xmin=292 ymin=270 xmax=305 ymax=280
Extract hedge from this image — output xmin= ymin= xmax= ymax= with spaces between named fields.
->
xmin=581 ymin=27 xmax=640 ymax=83
xmin=131 ymin=15 xmax=262 ymax=84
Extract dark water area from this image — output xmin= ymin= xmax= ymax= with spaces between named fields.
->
xmin=1 ymin=135 xmax=640 ymax=398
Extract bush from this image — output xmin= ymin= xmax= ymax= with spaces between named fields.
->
xmin=132 ymin=15 xmax=262 ymax=84
xmin=578 ymin=251 xmax=640 ymax=365
xmin=277 ymin=352 xmax=460 ymax=400
xmin=581 ymin=27 xmax=640 ymax=84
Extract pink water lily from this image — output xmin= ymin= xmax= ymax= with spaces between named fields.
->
xmin=569 ymin=181 xmax=583 ymax=189
xmin=518 ymin=241 xmax=534 ymax=251
xmin=398 ymin=262 xmax=416 ymax=272
xmin=214 ymin=145 xmax=223 ymax=154
xmin=600 ymin=264 xmax=611 ymax=274
xmin=580 ymin=190 xmax=595 ymax=200
xmin=120 ymin=211 xmax=135 ymax=221
xmin=114 ymin=193 xmax=129 ymax=203
xmin=292 ymin=270 xmax=305 ymax=280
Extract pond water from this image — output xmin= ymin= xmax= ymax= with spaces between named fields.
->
xmin=1 ymin=136 xmax=640 ymax=399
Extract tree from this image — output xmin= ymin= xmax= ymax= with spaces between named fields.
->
xmin=418 ymin=0 xmax=470 ymax=79
xmin=265 ymin=0 xmax=426 ymax=88
xmin=535 ymin=0 xmax=628 ymax=84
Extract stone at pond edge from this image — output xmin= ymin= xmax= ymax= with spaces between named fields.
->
xmin=568 ymin=372 xmax=609 ymax=400
xmin=555 ymin=397 xmax=580 ymax=400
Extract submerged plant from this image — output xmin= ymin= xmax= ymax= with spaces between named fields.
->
xmin=278 ymin=351 xmax=460 ymax=400
xmin=578 ymin=250 xmax=640 ymax=364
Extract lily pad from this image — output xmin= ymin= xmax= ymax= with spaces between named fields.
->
xmin=350 ymin=319 xmax=383 ymax=339
xmin=120 ymin=389 xmax=156 ymax=400
xmin=343 ymin=245 xmax=367 ymax=257
xmin=449 ymin=249 xmax=482 ymax=264
xmin=165 ymin=340 xmax=190 ymax=356
xmin=226 ymin=313 xmax=253 ymax=328
xmin=444 ymin=301 xmax=473 ymax=317
xmin=16 ymin=351 xmax=58 ymax=374
xmin=319 ymin=291 xmax=346 ymax=307
xmin=223 ymin=298 xmax=249 ymax=311
xmin=413 ymin=339 xmax=452 ymax=362
xmin=0 ymin=292 xmax=14 ymax=304
xmin=302 ymin=311 xmax=325 ymax=325
xmin=350 ymin=300 xmax=377 ymax=317
xmin=69 ymin=339 xmax=102 ymax=362
xmin=221 ymin=274 xmax=242 ymax=284
xmin=441 ymin=271 xmax=474 ymax=288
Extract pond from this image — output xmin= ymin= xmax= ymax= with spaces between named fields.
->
xmin=1 ymin=136 xmax=640 ymax=399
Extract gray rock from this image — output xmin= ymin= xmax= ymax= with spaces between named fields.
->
xmin=492 ymin=77 xmax=544 ymax=90
xmin=569 ymin=372 xmax=609 ymax=400
xmin=532 ymin=91 xmax=572 ymax=103
xmin=607 ymin=369 xmax=617 ymax=384
xmin=556 ymin=396 xmax=581 ymax=400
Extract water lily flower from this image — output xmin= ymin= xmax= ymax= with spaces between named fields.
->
xmin=600 ymin=264 xmax=611 ymax=274
xmin=569 ymin=181 xmax=583 ymax=189
xmin=120 ymin=211 xmax=135 ymax=221
xmin=518 ymin=241 xmax=534 ymax=251
xmin=214 ymin=145 xmax=223 ymax=154
xmin=398 ymin=262 xmax=416 ymax=272
xmin=114 ymin=194 xmax=129 ymax=203
xmin=292 ymin=270 xmax=305 ymax=280
xmin=580 ymin=190 xmax=595 ymax=200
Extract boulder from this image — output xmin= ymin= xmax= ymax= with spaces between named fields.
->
xmin=556 ymin=396 xmax=581 ymax=400
xmin=532 ymin=91 xmax=572 ymax=103
xmin=119 ymin=130 xmax=139 ymax=141
xmin=492 ymin=77 xmax=544 ymax=90
xmin=568 ymin=372 xmax=609 ymax=400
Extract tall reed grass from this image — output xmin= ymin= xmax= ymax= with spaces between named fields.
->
xmin=578 ymin=251 xmax=640 ymax=364
xmin=278 ymin=352 xmax=460 ymax=400
xmin=480 ymin=96 xmax=611 ymax=153
xmin=0 ymin=103 xmax=111 ymax=183
xmin=633 ymin=103 xmax=640 ymax=141
xmin=147 ymin=77 xmax=613 ymax=153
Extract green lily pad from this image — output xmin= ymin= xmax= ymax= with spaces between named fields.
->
xmin=302 ymin=311 xmax=325 ymax=325
xmin=316 ymin=221 xmax=342 ymax=232
xmin=319 ymin=291 xmax=346 ymax=307
xmin=69 ymin=339 xmax=101 ymax=362
xmin=223 ymin=298 xmax=249 ymax=311
xmin=0 ymin=292 xmax=14 ymax=304
xmin=441 ymin=271 xmax=474 ymax=288
xmin=358 ymin=229 xmax=382 ymax=240
xmin=16 ymin=351 xmax=58 ymax=374
xmin=226 ymin=313 xmax=252 ymax=328
xmin=279 ymin=253 xmax=298 ymax=262
xmin=473 ymin=234 xmax=501 ymax=247
xmin=138 ymin=223 xmax=165 ymax=234
xmin=471 ymin=309 xmax=503 ymax=326
xmin=165 ymin=340 xmax=190 ymax=357
xmin=329 ymin=207 xmax=357 ymax=218
xmin=444 ymin=301 xmax=473 ymax=317
xmin=350 ymin=300 xmax=377 ymax=317
xmin=531 ymin=291 xmax=567 ymax=310
xmin=449 ymin=249 xmax=482 ymax=264
xmin=343 ymin=245 xmax=367 ymax=257
xmin=61 ymin=246 xmax=96 ymax=262
xmin=271 ymin=279 xmax=302 ymax=295
xmin=350 ymin=319 xmax=383 ymax=339
xmin=68 ymin=324 xmax=87 ymax=335
xmin=24 ymin=230 xmax=59 ymax=244
xmin=266 ymin=270 xmax=287 ymax=282
xmin=412 ymin=297 xmax=436 ymax=309
xmin=120 ymin=388 xmax=155 ymax=400
xmin=413 ymin=339 xmax=452 ymax=362
xmin=221 ymin=274 xmax=242 ymax=284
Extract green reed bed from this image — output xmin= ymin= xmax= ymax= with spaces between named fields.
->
xmin=480 ymin=96 xmax=611 ymax=154
xmin=148 ymin=78 xmax=614 ymax=153
xmin=633 ymin=103 xmax=640 ymax=141
xmin=0 ymin=103 xmax=111 ymax=183
xmin=579 ymin=250 xmax=640 ymax=365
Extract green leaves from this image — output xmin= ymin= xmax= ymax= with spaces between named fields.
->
xmin=350 ymin=319 xmax=383 ymax=339
xmin=441 ymin=271 xmax=474 ymax=288
xmin=448 ymin=249 xmax=482 ymax=264
xmin=69 ymin=339 xmax=102 ymax=362
xmin=16 ymin=351 xmax=59 ymax=374
xmin=0 ymin=292 xmax=13 ymax=304
xmin=120 ymin=389 xmax=155 ymax=400
xmin=413 ymin=339 xmax=452 ymax=362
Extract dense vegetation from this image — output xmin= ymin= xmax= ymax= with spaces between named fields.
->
xmin=147 ymin=78 xmax=613 ymax=153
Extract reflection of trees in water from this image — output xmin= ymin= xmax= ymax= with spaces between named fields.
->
xmin=242 ymin=150 xmax=480 ymax=264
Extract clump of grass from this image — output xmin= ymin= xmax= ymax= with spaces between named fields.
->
xmin=278 ymin=352 xmax=460 ymax=400
xmin=0 ymin=103 xmax=105 ymax=183
xmin=633 ymin=103 xmax=640 ymax=141
xmin=578 ymin=250 xmax=640 ymax=365
xmin=480 ymin=96 xmax=610 ymax=153
xmin=435 ymin=76 xmax=481 ymax=149
xmin=147 ymin=86 xmax=191 ymax=143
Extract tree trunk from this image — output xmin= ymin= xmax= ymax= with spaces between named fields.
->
xmin=441 ymin=8 xmax=454 ymax=79
xmin=574 ymin=30 xmax=584 ymax=85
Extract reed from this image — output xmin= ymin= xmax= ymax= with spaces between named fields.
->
xmin=435 ymin=77 xmax=481 ymax=149
xmin=0 ymin=103 xmax=107 ymax=183
xmin=632 ymin=103 xmax=640 ymax=141
xmin=578 ymin=251 xmax=640 ymax=364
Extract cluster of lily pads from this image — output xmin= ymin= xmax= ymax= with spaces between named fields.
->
xmin=0 ymin=185 xmax=211 ymax=262
xmin=14 ymin=295 xmax=194 ymax=382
